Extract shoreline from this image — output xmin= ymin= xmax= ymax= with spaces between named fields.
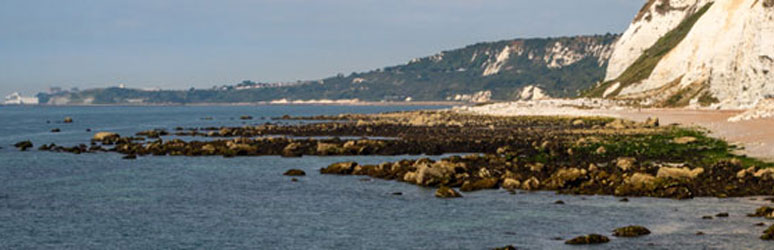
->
xmin=38 ymin=110 xmax=774 ymax=200
xmin=1 ymin=101 xmax=464 ymax=107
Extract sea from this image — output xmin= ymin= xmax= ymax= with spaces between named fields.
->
xmin=0 ymin=105 xmax=772 ymax=249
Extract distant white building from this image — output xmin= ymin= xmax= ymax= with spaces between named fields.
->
xmin=4 ymin=92 xmax=39 ymax=105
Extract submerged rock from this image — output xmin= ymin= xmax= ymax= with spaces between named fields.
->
xmin=762 ymin=225 xmax=774 ymax=240
xmin=612 ymin=225 xmax=651 ymax=237
xmin=63 ymin=117 xmax=73 ymax=123
xmin=492 ymin=245 xmax=517 ymax=250
xmin=14 ymin=141 xmax=33 ymax=151
xmin=435 ymin=186 xmax=462 ymax=198
xmin=284 ymin=169 xmax=306 ymax=176
xmin=565 ymin=234 xmax=610 ymax=245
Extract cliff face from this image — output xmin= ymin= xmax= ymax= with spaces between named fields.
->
xmin=596 ymin=0 xmax=774 ymax=109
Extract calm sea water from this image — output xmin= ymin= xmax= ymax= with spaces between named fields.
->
xmin=0 ymin=105 xmax=772 ymax=249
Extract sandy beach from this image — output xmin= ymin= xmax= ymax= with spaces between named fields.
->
xmin=459 ymin=100 xmax=774 ymax=162
xmin=612 ymin=109 xmax=774 ymax=162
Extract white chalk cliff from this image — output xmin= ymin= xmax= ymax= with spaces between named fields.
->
xmin=601 ymin=0 xmax=774 ymax=109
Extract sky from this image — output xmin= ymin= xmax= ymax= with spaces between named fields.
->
xmin=0 ymin=0 xmax=645 ymax=96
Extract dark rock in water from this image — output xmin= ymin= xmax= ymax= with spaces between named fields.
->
xmin=291 ymin=178 xmax=299 ymax=182
xmin=565 ymin=234 xmax=610 ymax=245
xmin=435 ymin=186 xmax=462 ymax=198
xmin=86 ymin=128 xmax=92 ymax=132
xmin=554 ymin=200 xmax=565 ymax=205
xmin=550 ymin=237 xmax=563 ymax=241
xmin=749 ymin=206 xmax=774 ymax=218
xmin=240 ymin=115 xmax=253 ymax=120
xmin=63 ymin=117 xmax=73 ymax=123
xmin=320 ymin=162 xmax=358 ymax=175
xmin=612 ymin=225 xmax=651 ymax=237
xmin=391 ymin=192 xmax=402 ymax=196
xmin=14 ymin=141 xmax=33 ymax=151
xmin=283 ymin=169 xmax=306 ymax=176
xmin=716 ymin=212 xmax=729 ymax=217
xmin=122 ymin=154 xmax=137 ymax=160
xmin=51 ymin=128 xmax=61 ymax=133
xmin=460 ymin=177 xmax=499 ymax=192
xmin=696 ymin=231 xmax=705 ymax=236
xmin=702 ymin=216 xmax=713 ymax=220
xmin=763 ymin=225 xmax=774 ymax=240
xmin=755 ymin=222 xmax=766 ymax=227
xmin=136 ymin=129 xmax=168 ymax=139
xmin=492 ymin=245 xmax=517 ymax=250
xmin=619 ymin=198 xmax=629 ymax=202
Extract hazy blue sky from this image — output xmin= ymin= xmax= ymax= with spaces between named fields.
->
xmin=0 ymin=0 xmax=644 ymax=96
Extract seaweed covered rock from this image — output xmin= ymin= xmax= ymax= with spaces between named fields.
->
xmin=460 ymin=177 xmax=499 ymax=192
xmin=321 ymin=162 xmax=358 ymax=175
xmin=501 ymin=178 xmax=521 ymax=190
xmin=544 ymin=168 xmax=587 ymax=189
xmin=92 ymin=132 xmax=120 ymax=144
xmin=281 ymin=142 xmax=304 ymax=157
xmin=749 ymin=206 xmax=774 ymax=219
xmin=612 ymin=225 xmax=651 ymax=237
xmin=657 ymin=167 xmax=704 ymax=180
xmin=565 ymin=234 xmax=610 ymax=245
xmin=435 ymin=186 xmax=462 ymax=198
xmin=402 ymin=160 xmax=458 ymax=187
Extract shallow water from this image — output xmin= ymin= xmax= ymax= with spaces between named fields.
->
xmin=0 ymin=105 xmax=772 ymax=249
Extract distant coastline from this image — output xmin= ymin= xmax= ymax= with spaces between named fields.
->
xmin=1 ymin=101 xmax=463 ymax=107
